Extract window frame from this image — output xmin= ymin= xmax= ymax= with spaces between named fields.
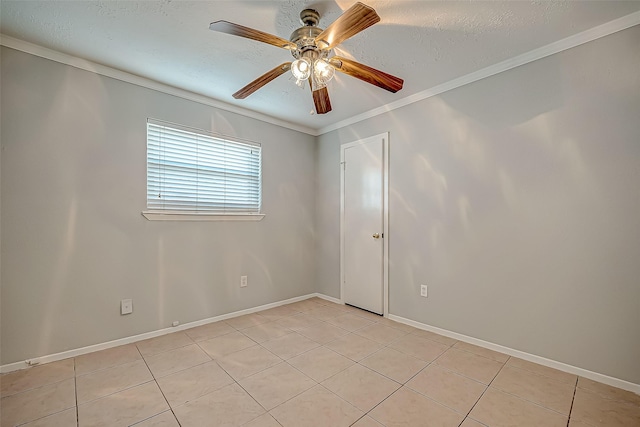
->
xmin=142 ymin=119 xmax=264 ymax=221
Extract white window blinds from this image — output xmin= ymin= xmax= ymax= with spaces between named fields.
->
xmin=146 ymin=120 xmax=262 ymax=214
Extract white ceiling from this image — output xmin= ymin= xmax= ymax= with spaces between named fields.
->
xmin=2 ymin=1 xmax=639 ymax=133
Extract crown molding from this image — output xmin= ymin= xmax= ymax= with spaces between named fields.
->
xmin=0 ymin=35 xmax=317 ymax=136
xmin=317 ymin=10 xmax=640 ymax=135
xmin=2 ymin=10 xmax=639 ymax=138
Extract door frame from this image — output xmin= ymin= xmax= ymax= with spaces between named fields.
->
xmin=340 ymin=132 xmax=390 ymax=317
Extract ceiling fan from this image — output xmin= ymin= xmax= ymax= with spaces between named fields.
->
xmin=209 ymin=2 xmax=404 ymax=115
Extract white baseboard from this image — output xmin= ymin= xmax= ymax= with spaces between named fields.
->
xmin=313 ymin=293 xmax=343 ymax=305
xmin=387 ymin=313 xmax=640 ymax=395
xmin=0 ymin=293 xmax=315 ymax=374
xmin=5 ymin=291 xmax=638 ymax=396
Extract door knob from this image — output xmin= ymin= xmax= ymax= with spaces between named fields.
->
xmin=372 ymin=233 xmax=380 ymax=239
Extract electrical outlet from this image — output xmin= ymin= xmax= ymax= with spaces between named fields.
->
xmin=172 ymin=321 xmax=180 ymax=327
xmin=121 ymin=299 xmax=133 ymax=315
xmin=420 ymin=285 xmax=428 ymax=298
xmin=240 ymin=275 xmax=248 ymax=287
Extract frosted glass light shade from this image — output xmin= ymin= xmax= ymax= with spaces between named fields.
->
xmin=291 ymin=58 xmax=312 ymax=80
xmin=314 ymin=59 xmax=335 ymax=82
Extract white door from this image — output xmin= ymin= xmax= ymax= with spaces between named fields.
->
xmin=341 ymin=134 xmax=387 ymax=315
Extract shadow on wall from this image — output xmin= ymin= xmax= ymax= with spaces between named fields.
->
xmin=441 ymin=55 xmax=565 ymax=129
xmin=34 ymin=64 xmax=112 ymax=358
xmin=385 ymin=54 xmax=597 ymax=319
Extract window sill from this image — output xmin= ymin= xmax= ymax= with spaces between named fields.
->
xmin=142 ymin=211 xmax=265 ymax=221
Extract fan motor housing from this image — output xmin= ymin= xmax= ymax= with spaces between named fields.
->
xmin=290 ymin=26 xmax=322 ymax=52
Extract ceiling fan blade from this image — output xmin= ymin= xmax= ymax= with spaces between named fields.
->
xmin=330 ymin=56 xmax=403 ymax=93
xmin=210 ymin=20 xmax=296 ymax=50
xmin=233 ymin=63 xmax=292 ymax=99
xmin=312 ymin=87 xmax=332 ymax=114
xmin=315 ymin=2 xmax=380 ymax=49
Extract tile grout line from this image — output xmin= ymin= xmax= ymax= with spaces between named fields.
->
xmin=489 ymin=360 xmax=590 ymax=415
xmin=152 ymin=358 xmax=213 ymax=385
xmin=264 ymin=336 xmax=322 ymax=361
xmin=75 ymin=352 xmax=158 ymax=405
xmin=309 ymin=383 xmax=369 ymax=424
xmin=235 ymin=360 xmax=317 ymax=423
xmin=348 ymin=414 xmax=368 ymax=426
xmin=75 ymin=358 xmax=151 ymax=381
xmin=500 ymin=363 xmax=578 ymax=386
xmin=245 ymin=356 xmax=316 ymax=425
xmin=353 ymin=345 xmax=427 ymax=386
xmin=358 ymin=383 xmax=406 ymax=426
xmin=285 ymin=344 xmax=354 ymax=381
xmin=0 ymin=362 xmax=77 ymax=399
xmin=250 ymin=318 xmax=401 ymax=424
xmin=449 ymin=344 xmax=510 ymax=364
xmin=397 ymin=359 xmax=485 ymax=418
xmin=201 ymin=338 xmax=289 ymax=421
xmin=80 ymin=379 xmax=158 ymax=405
xmin=168 ymin=352 xmax=238 ymax=419
xmin=135 ymin=343 xmax=178 ymax=426
xmin=227 ymin=320 xmax=360 ymax=427
xmin=2 ymin=364 xmax=79 ymax=426
xmin=13 ymin=407 xmax=77 ymax=427
xmin=575 ymin=385 xmax=640 ymax=408
xmin=250 ymin=306 xmax=455 ymax=421
xmin=566 ymin=376 xmax=579 ymax=427
xmin=391 ymin=351 xmax=498 ymax=421
xmin=75 ymin=360 xmax=140 ymax=379
xmin=74 ymin=358 xmax=79 ymax=427
xmin=479 ymin=358 xmax=580 ymax=420
xmin=231 ymin=377 xmax=271 ymax=427
xmin=504 ymin=359 xmax=579 ymax=385
xmin=487 ymin=385 xmax=579 ymax=418
xmin=138 ymin=331 xmax=196 ymax=359
xmin=428 ymin=358 xmax=488 ymax=387
xmin=313 ymin=331 xmax=461 ymax=426
xmin=458 ymin=354 xmax=511 ymax=426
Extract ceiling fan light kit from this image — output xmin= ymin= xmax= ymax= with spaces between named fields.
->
xmin=289 ymin=11 xmax=336 ymax=91
xmin=291 ymin=56 xmax=335 ymax=90
xmin=209 ymin=1 xmax=404 ymax=114
xmin=291 ymin=58 xmax=311 ymax=81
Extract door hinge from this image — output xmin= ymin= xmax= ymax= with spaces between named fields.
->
xmin=340 ymin=161 xmax=346 ymax=170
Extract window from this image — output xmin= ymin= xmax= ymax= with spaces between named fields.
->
xmin=144 ymin=119 xmax=263 ymax=220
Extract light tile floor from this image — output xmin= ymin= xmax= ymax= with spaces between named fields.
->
xmin=2 ymin=297 xmax=639 ymax=427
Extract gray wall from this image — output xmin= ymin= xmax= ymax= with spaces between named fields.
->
xmin=316 ymin=26 xmax=640 ymax=384
xmin=1 ymin=47 xmax=316 ymax=364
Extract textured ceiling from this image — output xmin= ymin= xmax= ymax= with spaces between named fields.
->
xmin=2 ymin=1 xmax=639 ymax=132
